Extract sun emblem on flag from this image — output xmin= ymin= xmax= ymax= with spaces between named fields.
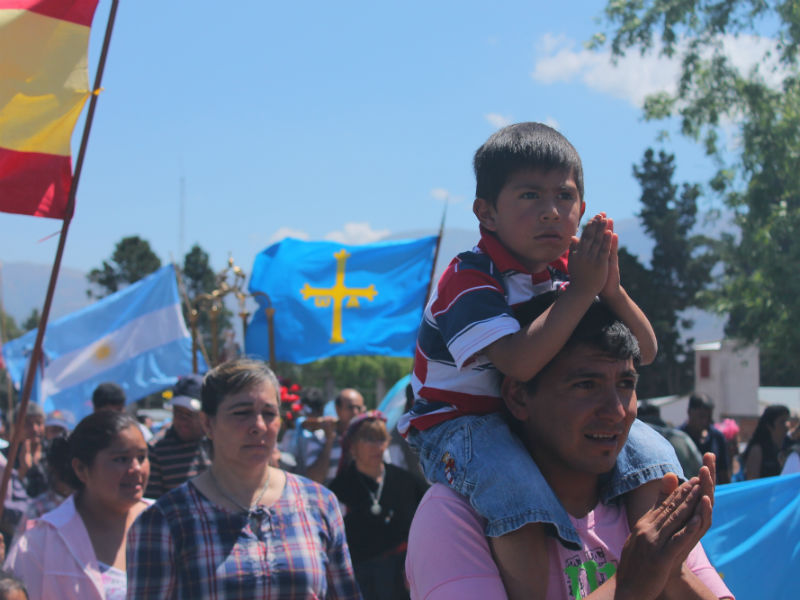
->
xmin=94 ymin=343 xmax=113 ymax=361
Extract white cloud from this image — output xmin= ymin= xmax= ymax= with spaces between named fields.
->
xmin=532 ymin=33 xmax=784 ymax=108
xmin=486 ymin=113 xmax=513 ymax=129
xmin=269 ymin=227 xmax=310 ymax=243
xmin=324 ymin=222 xmax=390 ymax=244
xmin=430 ymin=188 xmax=450 ymax=201
xmin=431 ymin=187 xmax=466 ymax=204
xmin=544 ymin=116 xmax=560 ymax=130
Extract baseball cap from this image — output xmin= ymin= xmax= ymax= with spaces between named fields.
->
xmin=45 ymin=409 xmax=76 ymax=432
xmin=171 ymin=374 xmax=203 ymax=412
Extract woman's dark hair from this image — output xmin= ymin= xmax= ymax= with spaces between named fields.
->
xmin=53 ymin=411 xmax=139 ymax=490
xmin=0 ymin=568 xmax=28 ymax=599
xmin=742 ymin=404 xmax=790 ymax=464
xmin=201 ymin=358 xmax=280 ymax=417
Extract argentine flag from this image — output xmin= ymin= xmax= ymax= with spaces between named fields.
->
xmin=1 ymin=265 xmax=201 ymax=420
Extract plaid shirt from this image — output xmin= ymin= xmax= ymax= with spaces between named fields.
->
xmin=126 ymin=473 xmax=361 ymax=599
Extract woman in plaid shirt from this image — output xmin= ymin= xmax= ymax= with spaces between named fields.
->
xmin=126 ymin=359 xmax=361 ymax=599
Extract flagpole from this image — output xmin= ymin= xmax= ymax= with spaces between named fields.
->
xmin=425 ymin=204 xmax=447 ymax=305
xmin=0 ymin=0 xmax=121 ymax=523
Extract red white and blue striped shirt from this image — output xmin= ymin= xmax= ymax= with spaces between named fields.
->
xmin=399 ymin=229 xmax=569 ymax=433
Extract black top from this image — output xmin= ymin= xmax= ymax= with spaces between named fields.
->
xmin=329 ymin=462 xmax=428 ymax=564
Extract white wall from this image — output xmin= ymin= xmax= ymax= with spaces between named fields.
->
xmin=694 ymin=340 xmax=760 ymax=417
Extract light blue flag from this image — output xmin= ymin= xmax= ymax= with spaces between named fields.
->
xmin=2 ymin=265 xmax=203 ymax=421
xmin=246 ymin=237 xmax=437 ymax=364
xmin=702 ymin=473 xmax=800 ymax=599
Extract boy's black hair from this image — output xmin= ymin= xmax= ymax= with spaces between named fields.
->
xmin=91 ymin=381 xmax=126 ymax=410
xmin=516 ymin=293 xmax=640 ymax=395
xmin=473 ymin=122 xmax=584 ymax=206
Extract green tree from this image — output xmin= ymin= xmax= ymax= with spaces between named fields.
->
xmin=87 ymin=236 xmax=162 ymax=298
xmin=0 ymin=309 xmax=22 ymax=419
xmin=621 ymin=149 xmax=714 ymax=398
xmin=0 ymin=308 xmax=22 ymax=342
xmin=21 ymin=308 xmax=40 ymax=332
xmin=594 ymin=0 xmax=800 ymax=384
xmin=181 ymin=244 xmax=232 ymax=359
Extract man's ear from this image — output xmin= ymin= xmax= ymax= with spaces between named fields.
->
xmin=473 ymin=198 xmax=498 ymax=231
xmin=501 ymin=377 xmax=529 ymax=422
xmin=579 ymin=200 xmax=586 ymax=217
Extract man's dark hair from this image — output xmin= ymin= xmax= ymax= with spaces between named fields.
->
xmin=91 ymin=382 xmax=126 ymax=411
xmin=688 ymin=392 xmax=714 ymax=411
xmin=301 ymin=387 xmax=326 ymax=415
xmin=473 ymin=122 xmax=584 ymax=206
xmin=522 ymin=296 xmax=640 ymax=394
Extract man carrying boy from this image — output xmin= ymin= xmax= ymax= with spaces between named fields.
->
xmin=399 ymin=122 xmax=683 ymax=598
xmin=406 ymin=301 xmax=732 ymax=599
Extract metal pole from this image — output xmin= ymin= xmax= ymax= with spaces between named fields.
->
xmin=425 ymin=204 xmax=447 ymax=305
xmin=0 ymin=0 xmax=121 ymax=522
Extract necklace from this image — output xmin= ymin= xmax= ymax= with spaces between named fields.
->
xmin=209 ymin=466 xmax=272 ymax=513
xmin=360 ymin=467 xmax=385 ymax=516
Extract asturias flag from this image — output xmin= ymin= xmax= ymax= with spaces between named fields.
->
xmin=1 ymin=265 xmax=203 ymax=420
xmin=0 ymin=0 xmax=99 ymax=218
xmin=246 ymin=237 xmax=437 ymax=364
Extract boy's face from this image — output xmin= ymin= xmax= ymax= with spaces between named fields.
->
xmin=474 ymin=168 xmax=584 ymax=273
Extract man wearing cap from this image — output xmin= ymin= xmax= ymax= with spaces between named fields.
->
xmin=145 ymin=374 xmax=211 ymax=498
xmin=44 ymin=409 xmax=75 ymax=441
xmin=680 ymin=392 xmax=730 ymax=485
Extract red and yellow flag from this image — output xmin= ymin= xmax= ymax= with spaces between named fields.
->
xmin=0 ymin=0 xmax=99 ymax=219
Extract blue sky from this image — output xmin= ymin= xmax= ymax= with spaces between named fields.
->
xmin=1 ymin=0 xmax=769 ymax=276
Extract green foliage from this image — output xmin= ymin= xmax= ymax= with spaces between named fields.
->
xmin=274 ymin=355 xmax=413 ymax=408
xmin=0 ymin=309 xmax=22 ymax=342
xmin=596 ymin=0 xmax=800 ymax=384
xmin=622 ymin=149 xmax=714 ymax=398
xmin=21 ymin=308 xmax=40 ymax=332
xmin=87 ymin=236 xmax=162 ymax=298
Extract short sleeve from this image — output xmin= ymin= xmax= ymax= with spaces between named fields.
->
xmin=686 ymin=542 xmax=735 ymax=599
xmin=430 ymin=266 xmax=519 ymax=369
xmin=126 ymin=504 xmax=176 ymax=599
xmin=406 ymin=484 xmax=507 ymax=600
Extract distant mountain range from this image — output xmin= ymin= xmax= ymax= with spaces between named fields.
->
xmin=1 ymin=217 xmax=725 ymax=344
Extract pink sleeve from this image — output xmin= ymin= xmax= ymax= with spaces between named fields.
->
xmin=405 ymin=484 xmax=508 ymax=600
xmin=4 ymin=525 xmax=46 ymax=600
xmin=687 ymin=542 xmax=735 ymax=599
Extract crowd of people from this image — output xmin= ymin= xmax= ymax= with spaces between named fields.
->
xmin=0 ymin=360 xmax=431 ymax=600
xmin=0 ymin=359 xmax=794 ymax=599
xmin=1 ymin=122 xmax=797 ymax=599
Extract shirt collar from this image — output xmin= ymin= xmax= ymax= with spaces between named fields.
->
xmin=477 ymin=226 xmax=569 ymax=276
